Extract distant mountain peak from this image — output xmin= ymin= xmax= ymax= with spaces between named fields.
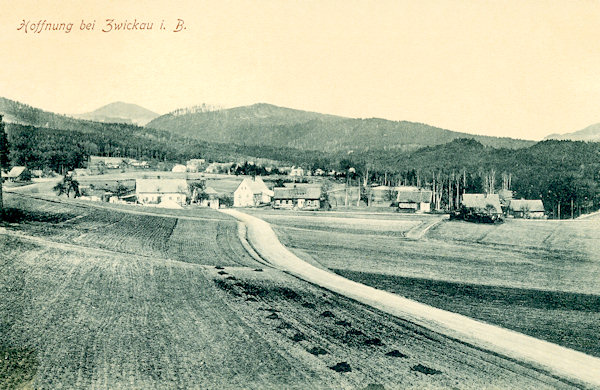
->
xmin=75 ymin=102 xmax=159 ymax=126
xmin=544 ymin=123 xmax=600 ymax=142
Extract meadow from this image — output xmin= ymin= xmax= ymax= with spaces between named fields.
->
xmin=0 ymin=193 xmax=577 ymax=388
xmin=254 ymin=210 xmax=600 ymax=358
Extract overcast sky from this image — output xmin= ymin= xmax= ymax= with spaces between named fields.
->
xmin=2 ymin=0 xmax=600 ymax=140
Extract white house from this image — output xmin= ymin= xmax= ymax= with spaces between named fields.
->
xmin=289 ymin=166 xmax=305 ymax=177
xmin=233 ymin=177 xmax=273 ymax=207
xmin=200 ymin=186 xmax=220 ymax=209
xmin=171 ymin=164 xmax=187 ymax=173
xmin=136 ymin=179 xmax=188 ymax=206
xmin=4 ymin=166 xmax=28 ymax=182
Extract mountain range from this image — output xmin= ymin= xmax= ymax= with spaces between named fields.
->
xmin=3 ymin=96 xmax=600 ymax=154
xmin=146 ymin=103 xmax=535 ymax=152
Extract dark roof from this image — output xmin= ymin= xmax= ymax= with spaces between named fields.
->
xmin=397 ymin=190 xmax=432 ymax=203
xmin=274 ymin=186 xmax=320 ymax=200
xmin=509 ymin=199 xmax=544 ymax=212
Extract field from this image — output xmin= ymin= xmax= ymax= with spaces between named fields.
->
xmin=250 ymin=209 xmax=600 ymax=358
xmin=0 ymin=192 xmax=580 ymax=388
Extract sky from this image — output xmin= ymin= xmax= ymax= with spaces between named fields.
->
xmin=2 ymin=0 xmax=600 ymax=140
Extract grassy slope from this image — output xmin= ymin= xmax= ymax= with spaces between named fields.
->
xmin=256 ymin=211 xmax=600 ymax=358
xmin=0 ymin=194 xmax=576 ymax=389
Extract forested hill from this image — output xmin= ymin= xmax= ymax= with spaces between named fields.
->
xmin=342 ymin=138 xmax=600 ymax=217
xmin=0 ymin=97 xmax=152 ymax=135
xmin=147 ymin=103 xmax=535 ymax=151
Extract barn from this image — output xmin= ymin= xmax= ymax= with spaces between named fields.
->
xmin=136 ymin=179 xmax=189 ymax=206
xmin=273 ymin=184 xmax=321 ymax=210
xmin=508 ymin=199 xmax=545 ymax=219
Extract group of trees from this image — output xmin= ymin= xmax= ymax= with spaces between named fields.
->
xmin=332 ymin=139 xmax=600 ymax=218
xmin=0 ymin=115 xmax=8 ymax=212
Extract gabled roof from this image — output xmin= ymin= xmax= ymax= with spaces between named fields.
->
xmin=204 ymin=186 xmax=219 ymax=195
xmin=5 ymin=166 xmax=26 ymax=178
xmin=397 ymin=189 xmax=432 ymax=203
xmin=509 ymin=199 xmax=545 ymax=212
xmin=462 ymin=193 xmax=503 ymax=214
xmin=274 ymin=185 xmax=321 ymax=200
xmin=236 ymin=177 xmax=270 ymax=195
xmin=136 ymin=179 xmax=188 ymax=194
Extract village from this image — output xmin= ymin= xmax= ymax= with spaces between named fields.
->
xmin=3 ymin=155 xmax=547 ymax=221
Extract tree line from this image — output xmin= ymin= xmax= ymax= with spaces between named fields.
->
xmin=4 ymin=118 xmax=600 ymax=218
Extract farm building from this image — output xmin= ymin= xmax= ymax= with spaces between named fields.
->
xmin=186 ymin=159 xmax=206 ymax=172
xmin=460 ymin=193 xmax=504 ymax=222
xmin=233 ymin=177 xmax=273 ymax=207
xmin=396 ymin=187 xmax=432 ymax=212
xmin=171 ymin=164 xmax=187 ymax=173
xmin=128 ymin=159 xmax=149 ymax=168
xmin=508 ymin=199 xmax=545 ymax=219
xmin=273 ymin=184 xmax=321 ymax=210
xmin=88 ymin=156 xmax=124 ymax=173
xmin=371 ymin=185 xmax=398 ymax=205
xmin=289 ymin=166 xmax=305 ymax=177
xmin=136 ymin=179 xmax=189 ymax=206
xmin=4 ymin=166 xmax=29 ymax=182
xmin=205 ymin=162 xmax=234 ymax=174
xmin=199 ymin=187 xmax=220 ymax=209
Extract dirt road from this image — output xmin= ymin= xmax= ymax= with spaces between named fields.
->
xmin=222 ymin=209 xmax=600 ymax=387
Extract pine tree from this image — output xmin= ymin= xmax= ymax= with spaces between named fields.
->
xmin=0 ymin=114 xmax=7 ymax=213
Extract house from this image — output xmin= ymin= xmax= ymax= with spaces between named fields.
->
xmin=273 ymin=184 xmax=321 ymax=210
xmin=171 ymin=164 xmax=187 ymax=173
xmin=4 ymin=166 xmax=28 ymax=182
xmin=396 ymin=187 xmax=432 ymax=213
xmin=314 ymin=168 xmax=325 ymax=176
xmin=136 ymin=179 xmax=188 ymax=206
xmin=508 ymin=199 xmax=545 ymax=219
xmin=88 ymin=156 xmax=124 ymax=173
xmin=290 ymin=167 xmax=305 ymax=177
xmin=199 ymin=186 xmax=220 ymax=209
xmin=233 ymin=177 xmax=273 ymax=207
xmin=371 ymin=185 xmax=397 ymax=205
xmin=129 ymin=159 xmax=149 ymax=168
xmin=186 ymin=159 xmax=206 ymax=173
xmin=460 ymin=193 xmax=504 ymax=222
xmin=205 ymin=162 xmax=234 ymax=174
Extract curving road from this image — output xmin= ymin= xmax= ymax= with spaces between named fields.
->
xmin=221 ymin=208 xmax=600 ymax=388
